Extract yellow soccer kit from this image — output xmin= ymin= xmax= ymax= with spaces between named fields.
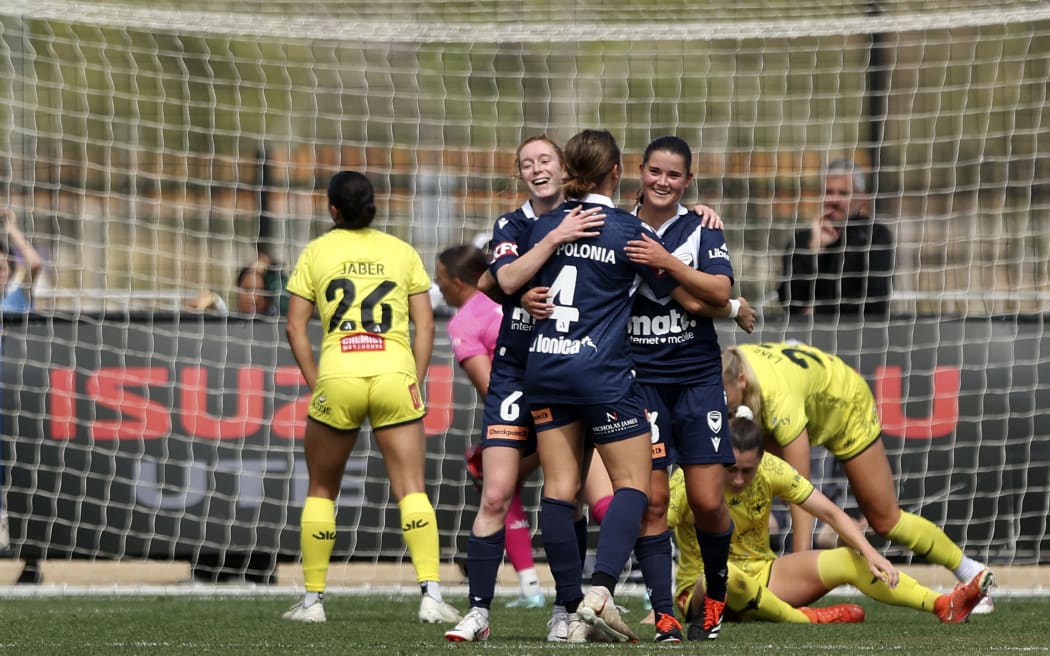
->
xmin=737 ymin=342 xmax=881 ymax=460
xmin=287 ymin=227 xmax=431 ymax=428
xmin=669 ymin=453 xmax=814 ymax=603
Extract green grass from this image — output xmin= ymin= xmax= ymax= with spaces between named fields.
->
xmin=0 ymin=594 xmax=1046 ymax=656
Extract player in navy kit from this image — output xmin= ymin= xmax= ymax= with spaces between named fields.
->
xmin=623 ymin=136 xmax=755 ymax=642
xmin=522 ymin=130 xmax=723 ymax=643
xmin=445 ymin=136 xmax=608 ymax=644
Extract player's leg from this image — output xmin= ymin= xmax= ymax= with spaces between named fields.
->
xmin=727 ymin=561 xmax=816 ymax=623
xmin=503 ymin=488 xmax=544 ymax=607
xmin=842 ymin=442 xmax=989 ymax=587
xmin=283 ymin=379 xmax=363 ymax=623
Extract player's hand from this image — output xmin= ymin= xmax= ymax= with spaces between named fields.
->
xmin=867 ymin=554 xmax=900 ymax=589
xmin=734 ymin=297 xmax=756 ymax=333
xmin=549 ymin=205 xmax=604 ymax=245
xmin=625 ymin=233 xmax=674 ymax=269
xmin=693 ymin=204 xmax=724 ymax=230
xmin=521 ymin=286 xmax=553 ymax=320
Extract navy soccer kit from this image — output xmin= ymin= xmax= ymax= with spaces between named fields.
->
xmin=480 ymin=201 xmax=541 ymax=454
xmin=630 ymin=205 xmax=736 ymax=467
xmin=522 ymin=194 xmax=675 ymax=444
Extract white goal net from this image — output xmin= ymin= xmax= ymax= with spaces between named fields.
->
xmin=0 ymin=0 xmax=1047 ymax=582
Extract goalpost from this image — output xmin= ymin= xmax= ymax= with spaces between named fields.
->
xmin=0 ymin=0 xmax=1048 ymax=583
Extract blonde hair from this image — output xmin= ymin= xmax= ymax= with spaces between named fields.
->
xmin=722 ymin=346 xmax=764 ymax=423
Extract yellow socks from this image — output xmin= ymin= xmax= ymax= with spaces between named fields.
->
xmin=817 ymin=548 xmax=940 ymax=612
xmin=727 ymin=562 xmax=811 ymax=623
xmin=399 ymin=492 xmax=441 ymax=584
xmin=300 ymin=496 xmax=337 ymax=593
xmin=885 ymin=511 xmax=963 ymax=570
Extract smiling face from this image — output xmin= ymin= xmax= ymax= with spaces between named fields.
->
xmin=517 ymin=139 xmax=564 ymax=206
xmin=639 ymin=148 xmax=693 ymax=217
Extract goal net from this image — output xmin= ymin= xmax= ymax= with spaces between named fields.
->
xmin=0 ymin=0 xmax=1047 ymax=583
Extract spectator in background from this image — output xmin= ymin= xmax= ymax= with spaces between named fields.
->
xmin=777 ymin=158 xmax=894 ymax=318
xmin=185 ymin=252 xmax=285 ymax=316
xmin=0 ymin=208 xmax=43 ymax=313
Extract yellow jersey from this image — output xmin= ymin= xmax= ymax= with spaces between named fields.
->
xmin=668 ymin=453 xmax=814 ymax=594
xmin=286 ymin=227 xmax=431 ymax=381
xmin=737 ymin=342 xmax=881 ymax=455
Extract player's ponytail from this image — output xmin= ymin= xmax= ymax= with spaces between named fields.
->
xmin=729 ymin=406 xmax=765 ymax=456
xmin=562 ymin=129 xmax=621 ymax=200
xmin=328 ymin=171 xmax=377 ymax=230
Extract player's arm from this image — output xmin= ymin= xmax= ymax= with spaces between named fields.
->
xmin=798 ymin=488 xmax=899 ymax=587
xmin=625 ymin=232 xmax=730 ymax=307
xmin=286 ymin=293 xmax=318 ymax=391
xmin=492 ymin=205 xmax=605 ymax=295
xmin=779 ymin=431 xmax=816 ymax=554
xmin=459 ymin=354 xmax=492 ymax=399
xmin=477 ymin=269 xmax=505 ymax=304
xmin=673 ymin=293 xmax=756 ymax=334
xmin=408 ymin=291 xmax=435 ymax=384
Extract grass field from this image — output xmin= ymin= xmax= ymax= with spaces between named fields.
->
xmin=1 ymin=593 xmax=1046 ymax=656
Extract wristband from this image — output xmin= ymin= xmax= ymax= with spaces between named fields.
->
xmin=728 ymin=298 xmax=741 ymax=319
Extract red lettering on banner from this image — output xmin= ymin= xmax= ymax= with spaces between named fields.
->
xmin=272 ymin=366 xmax=309 ymax=439
xmin=423 ymin=364 xmax=453 ymax=437
xmin=875 ymin=365 xmax=960 ymax=439
xmin=179 ymin=367 xmax=265 ymax=439
xmin=87 ymin=367 xmax=172 ymax=440
xmin=49 ymin=368 xmax=77 ymax=439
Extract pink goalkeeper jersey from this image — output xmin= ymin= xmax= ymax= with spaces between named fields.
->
xmin=448 ymin=290 xmax=503 ymax=364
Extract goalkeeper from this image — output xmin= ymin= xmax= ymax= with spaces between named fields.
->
xmin=721 ymin=341 xmax=995 ymax=612
xmin=282 ymin=171 xmax=461 ymax=625
xmin=669 ymin=406 xmax=992 ymax=625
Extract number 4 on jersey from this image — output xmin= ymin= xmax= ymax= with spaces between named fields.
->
xmin=547 ymin=265 xmax=580 ymax=333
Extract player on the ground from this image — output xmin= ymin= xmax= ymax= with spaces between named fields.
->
xmin=282 ymin=171 xmax=460 ymax=625
xmin=721 ymin=341 xmax=995 ymax=610
xmin=670 ymin=406 xmax=992 ymax=625
xmin=434 ymin=243 xmax=545 ymax=609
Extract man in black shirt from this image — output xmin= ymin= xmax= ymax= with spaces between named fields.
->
xmin=778 ymin=158 xmax=894 ymax=318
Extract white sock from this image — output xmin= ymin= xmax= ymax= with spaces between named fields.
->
xmin=303 ymin=591 xmax=323 ymax=607
xmin=422 ymin=580 xmax=444 ymax=601
xmin=953 ymin=556 xmax=985 ymax=583
xmin=518 ymin=567 xmax=541 ymax=597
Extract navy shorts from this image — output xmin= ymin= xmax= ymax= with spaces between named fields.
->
xmin=480 ymin=362 xmax=537 ymax=455
xmin=639 ymin=381 xmax=735 ymax=466
xmin=635 ymin=383 xmax=672 ymax=470
xmin=529 ymin=382 xmax=652 ymax=446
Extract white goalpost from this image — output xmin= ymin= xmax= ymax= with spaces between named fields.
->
xmin=0 ymin=0 xmax=1047 ymax=584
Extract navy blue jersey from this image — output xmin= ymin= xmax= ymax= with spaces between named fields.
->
xmin=488 ymin=201 xmax=539 ymax=370
xmin=630 ymin=206 xmax=734 ymax=386
xmin=522 ymin=195 xmax=676 ymax=405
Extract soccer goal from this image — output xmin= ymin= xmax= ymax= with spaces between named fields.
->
xmin=0 ymin=1 xmax=1047 ymax=583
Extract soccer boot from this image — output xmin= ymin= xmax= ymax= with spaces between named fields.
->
xmin=281 ymin=596 xmax=326 ymax=623
xmin=505 ymin=592 xmax=546 ymax=608
xmin=800 ymin=603 xmax=866 ymax=624
xmin=419 ymin=594 xmax=462 ymax=623
xmin=687 ymin=596 xmax=725 ymax=640
xmin=444 ymin=607 xmax=490 ymax=642
xmin=654 ymin=611 xmax=684 ymax=643
xmin=935 ymin=568 xmax=994 ymax=624
xmin=547 ymin=607 xmax=570 ymax=642
xmin=577 ymin=585 xmax=639 ymax=643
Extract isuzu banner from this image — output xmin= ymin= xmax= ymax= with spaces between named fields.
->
xmin=1 ymin=314 xmax=1047 ymax=570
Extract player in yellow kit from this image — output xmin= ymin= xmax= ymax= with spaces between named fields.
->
xmin=668 ymin=407 xmax=992 ymax=625
xmin=721 ymin=341 xmax=994 ymax=609
xmin=282 ymin=171 xmax=460 ymax=625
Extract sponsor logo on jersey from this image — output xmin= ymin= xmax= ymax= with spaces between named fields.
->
xmin=675 ymin=251 xmax=696 ymax=267
xmin=555 ymin=242 xmax=616 ymax=263
xmin=650 ymin=443 xmax=666 ymax=459
xmin=485 ymin=424 xmax=529 ymax=441
xmin=531 ymin=407 xmax=553 ymax=424
xmin=708 ymin=243 xmax=730 ymax=260
xmin=529 ymin=334 xmax=597 ymax=355
xmin=492 ymin=241 xmax=519 ymax=259
xmin=592 ymin=412 xmax=641 ymax=436
xmin=605 ymin=410 xmax=618 ymax=423
xmin=711 ymin=436 xmax=722 ymax=451
xmin=510 ymin=305 xmax=536 ymax=331
xmin=628 ymin=308 xmax=697 ymax=337
xmin=341 ymin=333 xmax=385 ymax=352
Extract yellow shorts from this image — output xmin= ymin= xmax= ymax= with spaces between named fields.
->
xmin=821 ymin=376 xmax=881 ymax=461
xmin=309 ymin=372 xmax=425 ymax=431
